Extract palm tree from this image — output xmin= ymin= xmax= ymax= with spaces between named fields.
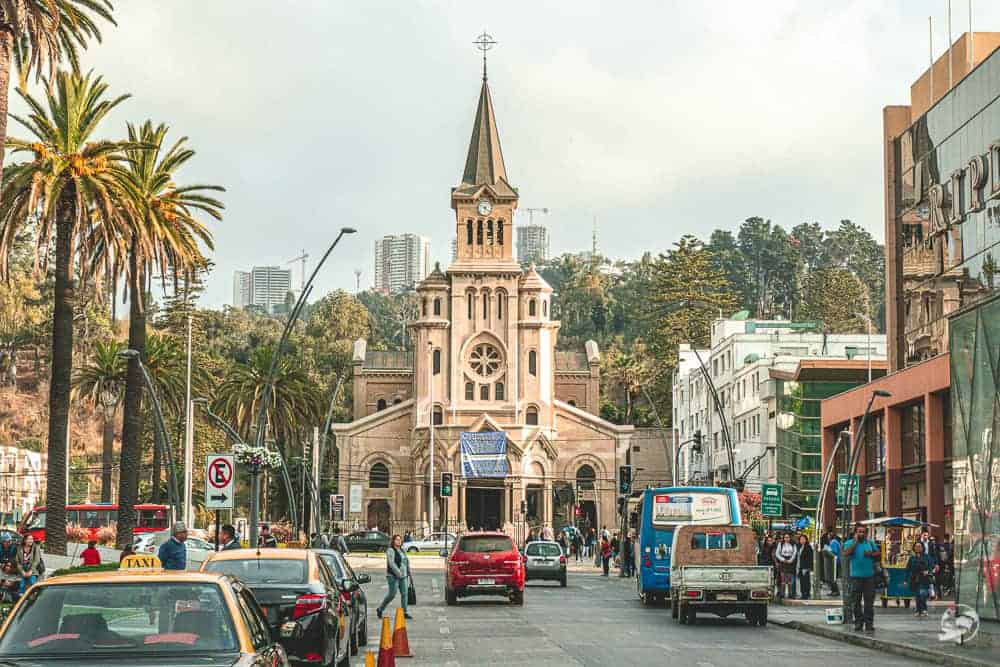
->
xmin=0 ymin=0 xmax=115 ymax=177
xmin=0 ymin=70 xmax=132 ymax=555
xmin=71 ymin=337 xmax=123 ymax=501
xmin=113 ymin=121 xmax=222 ymax=546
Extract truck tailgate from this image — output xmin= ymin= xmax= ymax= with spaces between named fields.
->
xmin=674 ymin=565 xmax=772 ymax=588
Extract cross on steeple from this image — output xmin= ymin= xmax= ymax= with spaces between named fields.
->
xmin=473 ymin=31 xmax=496 ymax=81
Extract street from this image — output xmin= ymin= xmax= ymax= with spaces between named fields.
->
xmin=349 ymin=563 xmax=916 ymax=666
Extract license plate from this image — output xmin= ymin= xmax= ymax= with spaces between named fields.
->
xmin=477 ymin=578 xmax=495 ymax=585
xmin=716 ymin=593 xmax=738 ymax=601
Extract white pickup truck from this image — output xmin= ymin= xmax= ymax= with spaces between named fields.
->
xmin=669 ymin=525 xmax=772 ymax=626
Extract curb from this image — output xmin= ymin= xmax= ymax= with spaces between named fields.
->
xmin=773 ymin=619 xmax=996 ymax=667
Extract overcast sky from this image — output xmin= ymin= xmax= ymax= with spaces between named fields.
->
xmin=11 ymin=1 xmax=1000 ymax=308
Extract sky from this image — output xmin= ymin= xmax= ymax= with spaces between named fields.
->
xmin=10 ymin=0 xmax=1000 ymax=308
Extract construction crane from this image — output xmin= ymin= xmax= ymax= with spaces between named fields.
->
xmin=521 ymin=207 xmax=549 ymax=225
xmin=285 ymin=250 xmax=309 ymax=292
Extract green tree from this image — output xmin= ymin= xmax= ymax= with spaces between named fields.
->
xmin=71 ymin=337 xmax=123 ymax=501
xmin=736 ymin=217 xmax=799 ymax=319
xmin=821 ymin=220 xmax=885 ymax=328
xmin=0 ymin=70 xmax=132 ymax=555
xmin=799 ymin=267 xmax=869 ymax=334
xmin=0 ymin=0 xmax=115 ymax=178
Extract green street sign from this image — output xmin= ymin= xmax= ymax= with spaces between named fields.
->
xmin=836 ymin=473 xmax=860 ymax=506
xmin=761 ymin=483 xmax=783 ymax=517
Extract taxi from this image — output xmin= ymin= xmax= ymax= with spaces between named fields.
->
xmin=0 ymin=554 xmax=291 ymax=666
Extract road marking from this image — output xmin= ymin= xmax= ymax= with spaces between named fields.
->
xmin=697 ymin=662 xmax=715 ymax=667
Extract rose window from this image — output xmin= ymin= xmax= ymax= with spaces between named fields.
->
xmin=469 ymin=343 xmax=502 ymax=378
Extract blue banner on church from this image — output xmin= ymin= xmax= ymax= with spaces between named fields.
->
xmin=460 ymin=431 xmax=508 ymax=478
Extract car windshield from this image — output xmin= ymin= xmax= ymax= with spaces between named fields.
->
xmin=319 ymin=554 xmax=345 ymax=579
xmin=0 ymin=582 xmax=238 ymax=656
xmin=203 ymin=558 xmax=306 ymax=585
xmin=458 ymin=536 xmax=513 ymax=553
xmin=526 ymin=543 xmax=561 ymax=557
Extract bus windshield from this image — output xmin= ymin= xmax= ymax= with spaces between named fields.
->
xmin=650 ymin=492 xmax=732 ymax=527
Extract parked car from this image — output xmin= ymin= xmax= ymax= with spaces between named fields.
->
xmin=316 ymin=548 xmax=371 ymax=656
xmin=442 ymin=532 xmax=525 ymax=605
xmin=344 ymin=530 xmax=391 ymax=553
xmin=403 ymin=532 xmax=456 ymax=554
xmin=202 ymin=548 xmax=351 ymax=665
xmin=133 ymin=530 xmax=214 ymax=569
xmin=524 ymin=540 xmax=567 ymax=586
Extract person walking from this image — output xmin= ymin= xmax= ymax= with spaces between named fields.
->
xmin=906 ymin=541 xmax=934 ymax=618
xmin=622 ymin=533 xmax=635 ymax=578
xmin=259 ymin=524 xmax=278 ymax=548
xmin=157 ymin=522 xmax=188 ymax=571
xmin=15 ymin=534 xmax=42 ymax=595
xmin=796 ymin=534 xmax=814 ymax=599
xmin=600 ymin=535 xmax=613 ymax=576
xmin=573 ymin=530 xmax=583 ymax=562
xmin=309 ymin=532 xmax=328 ymax=549
xmin=843 ymin=524 xmax=880 ymax=633
xmin=376 ymin=534 xmax=412 ymax=620
xmin=331 ymin=527 xmax=349 ymax=554
xmin=773 ymin=533 xmax=797 ymax=600
xmin=219 ymin=524 xmax=241 ymax=551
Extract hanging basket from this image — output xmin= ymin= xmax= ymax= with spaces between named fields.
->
xmin=233 ymin=443 xmax=283 ymax=471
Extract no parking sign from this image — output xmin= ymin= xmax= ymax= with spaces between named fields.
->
xmin=205 ymin=454 xmax=234 ymax=510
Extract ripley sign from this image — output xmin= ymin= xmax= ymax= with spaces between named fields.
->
xmin=915 ymin=140 xmax=1000 ymax=238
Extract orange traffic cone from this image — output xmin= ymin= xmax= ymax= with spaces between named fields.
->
xmin=377 ymin=615 xmax=395 ymax=667
xmin=392 ymin=607 xmax=412 ymax=658
xmin=365 ymin=649 xmax=377 ymax=667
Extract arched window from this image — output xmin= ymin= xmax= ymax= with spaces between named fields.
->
xmin=576 ymin=464 xmax=596 ymax=490
xmin=432 ymin=349 xmax=441 ymax=375
xmin=477 ymin=220 xmax=483 ymax=245
xmin=542 ymin=300 xmax=548 ymax=317
xmin=497 ymin=291 xmax=504 ymax=319
xmin=528 ymin=299 xmax=536 ymax=317
xmin=482 ymin=291 xmax=489 ymax=320
xmin=528 ymin=350 xmax=537 ymax=376
xmin=467 ymin=293 xmax=474 ymax=320
xmin=433 ymin=406 xmax=443 ymax=425
xmin=497 ymin=220 xmax=504 ymax=247
xmin=369 ymin=462 xmax=390 ymax=488
xmin=433 ymin=298 xmax=441 ymax=316
xmin=487 ymin=220 xmax=494 ymax=246
xmin=526 ymin=406 xmax=539 ymax=425
xmin=480 ymin=384 xmax=489 ymax=401
xmin=466 ymin=220 xmax=473 ymax=246
xmin=393 ymin=397 xmax=402 ymax=405
xmin=495 ymin=382 xmax=505 ymax=401
xmin=376 ymin=398 xmax=387 ymax=411
xmin=465 ymin=381 xmax=474 ymax=400
xmin=567 ymin=399 xmax=577 ymax=407
xmin=421 ymin=298 xmax=428 ymax=317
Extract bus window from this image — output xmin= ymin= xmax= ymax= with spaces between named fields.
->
xmin=65 ymin=510 xmax=79 ymax=525
xmin=23 ymin=511 xmax=45 ymax=529
xmin=139 ymin=510 xmax=169 ymax=530
xmin=82 ymin=510 xmax=111 ymax=528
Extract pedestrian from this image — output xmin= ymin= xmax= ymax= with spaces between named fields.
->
xmin=825 ymin=532 xmax=842 ymax=596
xmin=404 ymin=530 xmax=413 ymax=544
xmin=331 ymin=526 xmax=349 ymax=554
xmin=259 ymin=524 xmax=278 ymax=548
xmin=219 ymin=524 xmax=241 ymax=551
xmin=796 ymin=534 xmax=813 ymax=599
xmin=843 ymin=524 xmax=880 ymax=633
xmin=936 ymin=533 xmax=954 ymax=595
xmin=600 ymin=535 xmax=612 ymax=576
xmin=622 ymin=533 xmax=635 ymax=578
xmin=0 ymin=533 xmax=16 ymax=566
xmin=157 ymin=522 xmax=188 ymax=571
xmin=376 ymin=534 xmax=412 ymax=620
xmin=906 ymin=541 xmax=934 ymax=618
xmin=542 ymin=524 xmax=554 ymax=541
xmin=0 ymin=561 xmax=19 ymax=603
xmin=15 ymin=534 xmax=42 ymax=595
xmin=80 ymin=540 xmax=101 ymax=567
xmin=309 ymin=532 xmax=328 ymax=549
xmin=573 ymin=530 xmax=583 ymax=562
xmin=610 ymin=532 xmax=620 ymax=571
xmin=557 ymin=531 xmax=568 ymax=555
xmin=773 ymin=533 xmax=798 ymax=599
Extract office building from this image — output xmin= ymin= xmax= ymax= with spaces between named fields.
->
xmin=516 ymin=224 xmax=549 ymax=264
xmin=373 ymin=233 xmax=430 ymax=294
xmin=232 ymin=271 xmax=252 ymax=308
xmin=250 ymin=265 xmax=292 ymax=314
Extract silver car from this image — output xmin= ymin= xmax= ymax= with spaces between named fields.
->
xmin=524 ymin=540 xmax=567 ymax=586
xmin=133 ymin=530 xmax=214 ymax=569
xmin=403 ymin=531 xmax=456 ymax=553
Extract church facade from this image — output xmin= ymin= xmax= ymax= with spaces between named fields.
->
xmin=332 ymin=73 xmax=633 ymax=537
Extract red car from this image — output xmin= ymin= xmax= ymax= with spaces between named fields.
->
xmin=443 ymin=532 xmax=525 ymax=606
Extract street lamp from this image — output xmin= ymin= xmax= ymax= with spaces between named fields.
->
xmin=118 ymin=349 xmax=180 ymax=523
xmin=675 ymin=433 xmax=703 ymax=486
xmin=192 ymin=397 xmax=243 ymax=444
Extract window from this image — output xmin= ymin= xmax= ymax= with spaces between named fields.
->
xmin=576 ymin=464 xmax=596 ymax=490
xmin=480 ymin=384 xmax=490 ymax=400
xmin=528 ymin=350 xmax=537 ymax=376
xmin=483 ymin=292 xmax=489 ymax=319
xmin=465 ymin=381 xmax=474 ymax=400
xmin=470 ymin=343 xmax=502 ymax=377
xmin=467 ymin=293 xmax=474 ymax=319
xmin=421 ymin=298 xmax=427 ymax=316
xmin=497 ymin=220 xmax=504 ymax=247
xmin=487 ymin=220 xmax=494 ymax=245
xmin=466 ymin=220 xmax=473 ymax=245
xmin=477 ymin=220 xmax=483 ymax=245
xmin=433 ymin=298 xmax=441 ymax=316
xmin=495 ymin=382 xmax=504 ymax=400
xmin=432 ymin=349 xmax=441 ymax=375
xmin=528 ymin=299 xmax=536 ymax=316
xmin=376 ymin=398 xmax=387 ymax=411
xmin=526 ymin=406 xmax=539 ymax=425
xmin=433 ymin=406 xmax=443 ymax=425
xmin=369 ymin=462 xmax=390 ymax=488
xmin=542 ymin=300 xmax=547 ymax=317
xmin=497 ymin=294 xmax=504 ymax=319
xmin=690 ymin=531 xmax=739 ymax=550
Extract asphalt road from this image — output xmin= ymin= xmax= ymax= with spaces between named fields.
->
xmin=349 ymin=565 xmax=918 ymax=667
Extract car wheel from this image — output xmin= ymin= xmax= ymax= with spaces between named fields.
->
xmin=511 ymin=589 xmax=524 ymax=606
xmin=677 ymin=602 xmax=687 ymax=624
xmin=446 ymin=588 xmax=457 ymax=606
xmin=759 ymin=606 xmax=768 ymax=626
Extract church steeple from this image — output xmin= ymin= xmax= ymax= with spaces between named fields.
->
xmin=460 ymin=79 xmax=509 ymax=189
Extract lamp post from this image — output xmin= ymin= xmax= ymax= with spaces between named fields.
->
xmin=428 ymin=340 xmax=435 ymax=537
xmin=118 ymin=349 xmax=180 ymax=523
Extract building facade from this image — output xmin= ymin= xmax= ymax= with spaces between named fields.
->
xmin=0 ymin=446 xmax=46 ymax=518
xmin=232 ymin=270 xmax=252 ymax=308
xmin=249 ymin=265 xmax=292 ymax=314
xmin=373 ymin=233 xmax=431 ymax=295
xmin=332 ymin=71 xmax=633 ymax=538
xmin=516 ymin=224 xmax=549 ymax=265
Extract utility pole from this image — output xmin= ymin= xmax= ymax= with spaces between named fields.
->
xmin=183 ymin=314 xmax=193 ymax=525
xmin=428 ymin=340 xmax=435 ymax=537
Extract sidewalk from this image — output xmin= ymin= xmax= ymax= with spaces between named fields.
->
xmin=769 ymin=604 xmax=998 ymax=667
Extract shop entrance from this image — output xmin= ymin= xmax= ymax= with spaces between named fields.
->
xmin=466 ymin=486 xmax=504 ymax=531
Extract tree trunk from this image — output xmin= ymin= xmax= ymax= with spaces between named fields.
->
xmin=150 ymin=424 xmax=161 ymax=504
xmin=0 ymin=31 xmax=12 ymax=183
xmin=100 ymin=409 xmax=114 ymax=502
xmin=116 ymin=248 xmax=146 ymax=548
xmin=43 ymin=192 xmax=76 ymax=556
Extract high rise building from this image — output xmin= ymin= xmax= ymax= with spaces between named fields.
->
xmin=231 ymin=271 xmax=251 ymax=308
xmin=516 ymin=224 xmax=549 ymax=264
xmin=373 ymin=233 xmax=430 ymax=294
xmin=250 ymin=265 xmax=292 ymax=314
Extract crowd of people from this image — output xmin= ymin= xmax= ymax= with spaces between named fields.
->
xmin=524 ymin=524 xmax=636 ymax=577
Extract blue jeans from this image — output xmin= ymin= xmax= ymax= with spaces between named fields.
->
xmin=914 ymin=585 xmax=929 ymax=612
xmin=19 ymin=575 xmax=36 ymax=595
xmin=378 ymin=575 xmax=409 ymax=614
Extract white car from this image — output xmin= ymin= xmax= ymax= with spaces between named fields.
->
xmin=402 ymin=532 xmax=456 ymax=553
xmin=133 ymin=530 xmax=215 ymax=569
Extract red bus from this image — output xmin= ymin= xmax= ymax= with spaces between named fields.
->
xmin=19 ymin=503 xmax=170 ymax=543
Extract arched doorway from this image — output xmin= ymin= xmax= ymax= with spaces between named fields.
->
xmin=367 ymin=499 xmax=390 ymax=532
xmin=575 ymin=465 xmax=598 ymax=532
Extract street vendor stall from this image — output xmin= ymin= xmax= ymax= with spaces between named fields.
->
xmin=859 ymin=517 xmax=936 ymax=608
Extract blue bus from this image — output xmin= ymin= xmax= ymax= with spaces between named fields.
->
xmin=633 ymin=486 xmax=742 ymax=605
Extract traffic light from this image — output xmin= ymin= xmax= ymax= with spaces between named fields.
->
xmin=692 ymin=430 xmax=703 ymax=452
xmin=440 ymin=472 xmax=453 ymax=497
xmin=618 ymin=464 xmax=634 ymax=495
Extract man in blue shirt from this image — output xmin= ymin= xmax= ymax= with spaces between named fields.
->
xmin=843 ymin=524 xmax=880 ymax=632
xmin=157 ymin=522 xmax=188 ymax=571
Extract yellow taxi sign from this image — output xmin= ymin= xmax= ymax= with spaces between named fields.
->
xmin=120 ymin=554 xmax=162 ymax=571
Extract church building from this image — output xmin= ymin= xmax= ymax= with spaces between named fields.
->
xmin=333 ymin=67 xmax=634 ymax=537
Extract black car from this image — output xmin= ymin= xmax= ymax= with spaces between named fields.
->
xmin=316 ymin=549 xmax=371 ymax=655
xmin=202 ymin=548 xmax=350 ymax=667
xmin=344 ymin=530 xmax=390 ymax=553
